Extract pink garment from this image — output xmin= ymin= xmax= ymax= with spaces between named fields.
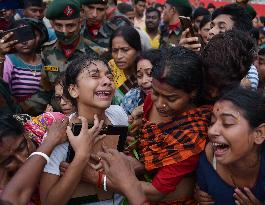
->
xmin=24 ymin=112 xmax=65 ymax=145
xmin=3 ymin=55 xmax=13 ymax=89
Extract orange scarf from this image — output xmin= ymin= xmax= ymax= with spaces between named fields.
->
xmin=139 ymin=106 xmax=211 ymax=171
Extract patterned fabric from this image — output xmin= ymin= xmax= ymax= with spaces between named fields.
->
xmin=139 ymin=106 xmax=211 ymax=171
xmin=108 ymin=59 xmax=127 ymax=88
xmin=108 ymin=59 xmax=138 ymax=105
xmin=246 ymin=65 xmax=259 ymax=90
xmin=3 ymin=54 xmax=42 ymax=103
xmin=24 ymin=112 xmax=65 ymax=145
xmin=121 ymin=88 xmax=145 ymax=114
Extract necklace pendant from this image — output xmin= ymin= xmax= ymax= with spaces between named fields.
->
xmin=33 ymin=71 xmax=36 ymax=76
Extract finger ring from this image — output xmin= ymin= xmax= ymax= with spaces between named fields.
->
xmin=0 ymin=39 xmax=4 ymax=43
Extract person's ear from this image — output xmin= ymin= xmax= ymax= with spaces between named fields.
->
xmin=171 ymin=6 xmax=176 ymax=14
xmin=68 ymin=84 xmax=79 ymax=99
xmin=254 ymin=123 xmax=265 ymax=145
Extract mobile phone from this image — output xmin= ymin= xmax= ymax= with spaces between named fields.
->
xmin=71 ymin=123 xmax=128 ymax=152
xmin=179 ymin=16 xmax=195 ymax=38
xmin=72 ymin=123 xmax=128 ymax=136
xmin=0 ymin=25 xmax=35 ymax=43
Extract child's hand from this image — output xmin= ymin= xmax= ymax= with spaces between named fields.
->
xmin=66 ymin=115 xmax=104 ymax=158
xmin=45 ymin=104 xmax=53 ymax=112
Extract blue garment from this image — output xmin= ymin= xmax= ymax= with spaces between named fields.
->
xmin=196 ymin=151 xmax=265 ymax=205
xmin=47 ymin=28 xmax=57 ymax=42
xmin=121 ymin=88 xmax=144 ymax=114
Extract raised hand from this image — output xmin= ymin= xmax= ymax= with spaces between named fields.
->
xmin=66 ymin=115 xmax=104 ymax=158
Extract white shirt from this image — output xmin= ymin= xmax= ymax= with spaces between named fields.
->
xmin=43 ymin=105 xmax=128 ymax=205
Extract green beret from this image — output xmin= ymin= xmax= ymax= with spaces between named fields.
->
xmin=166 ymin=0 xmax=192 ymax=16
xmin=46 ymin=0 xmax=80 ymax=20
xmin=246 ymin=4 xmax=256 ymax=20
xmin=81 ymin=0 xmax=108 ymax=6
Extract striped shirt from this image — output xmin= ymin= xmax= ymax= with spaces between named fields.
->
xmin=3 ymin=54 xmax=42 ymax=103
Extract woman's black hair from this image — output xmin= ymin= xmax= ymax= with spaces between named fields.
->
xmin=201 ymin=29 xmax=256 ymax=93
xmin=64 ymin=52 xmax=109 ymax=106
xmin=152 ymin=46 xmax=203 ymax=105
xmin=219 ymin=87 xmax=265 ymax=129
xmin=0 ymin=115 xmax=24 ymax=141
xmin=135 ymin=49 xmax=161 ymax=68
xmin=109 ymin=25 xmax=142 ymax=52
xmin=207 ymin=3 xmax=216 ymax=9
xmin=54 ymin=71 xmax=66 ymax=87
xmin=192 ymin=7 xmax=210 ymax=21
xmin=199 ymin=15 xmax=211 ymax=30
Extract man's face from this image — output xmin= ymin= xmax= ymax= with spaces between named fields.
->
xmin=207 ymin=14 xmax=234 ymax=42
xmin=194 ymin=15 xmax=204 ymax=31
xmin=125 ymin=11 xmax=135 ymax=24
xmin=145 ymin=11 xmax=160 ymax=30
xmin=83 ymin=4 xmax=106 ymax=26
xmin=51 ymin=18 xmax=81 ymax=34
xmin=135 ymin=1 xmax=146 ymax=16
xmin=24 ymin=6 xmax=44 ymax=20
xmin=1 ymin=9 xmax=14 ymax=21
xmin=162 ymin=3 xmax=174 ymax=24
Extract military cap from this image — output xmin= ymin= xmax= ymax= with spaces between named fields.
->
xmin=166 ymin=0 xmax=192 ymax=16
xmin=81 ymin=0 xmax=108 ymax=6
xmin=46 ymin=0 xmax=80 ymax=20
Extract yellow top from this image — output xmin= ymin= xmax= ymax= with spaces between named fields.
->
xmin=108 ymin=59 xmax=127 ymax=89
xmin=145 ymin=29 xmax=160 ymax=49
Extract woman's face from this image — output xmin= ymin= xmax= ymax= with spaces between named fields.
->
xmin=151 ymin=79 xmax=192 ymax=118
xmin=199 ymin=21 xmax=211 ymax=44
xmin=136 ymin=59 xmax=153 ymax=94
xmin=0 ymin=135 xmax=35 ymax=174
xmin=55 ymin=84 xmax=75 ymax=116
xmin=111 ymin=36 xmax=138 ymax=71
xmin=208 ymin=100 xmax=261 ymax=165
xmin=70 ymin=60 xmax=115 ymax=110
xmin=14 ymin=38 xmax=37 ymax=54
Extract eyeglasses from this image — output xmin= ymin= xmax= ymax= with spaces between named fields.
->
xmin=54 ymin=95 xmax=70 ymax=103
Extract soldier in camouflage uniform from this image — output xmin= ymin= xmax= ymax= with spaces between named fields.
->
xmin=81 ymin=0 xmax=131 ymax=55
xmin=160 ymin=0 xmax=192 ymax=48
xmin=42 ymin=0 xmax=96 ymax=84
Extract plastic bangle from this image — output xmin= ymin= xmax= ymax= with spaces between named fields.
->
xmin=28 ymin=152 xmax=50 ymax=164
xmin=97 ymin=171 xmax=103 ymax=188
xmin=103 ymin=175 xmax=107 ymax=192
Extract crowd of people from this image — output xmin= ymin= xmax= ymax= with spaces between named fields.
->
xmin=0 ymin=0 xmax=265 ymax=204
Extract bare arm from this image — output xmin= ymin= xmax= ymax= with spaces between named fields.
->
xmin=1 ymin=118 xmax=68 ymax=205
xmin=0 ymin=32 xmax=17 ymax=78
xmin=40 ymin=115 xmax=104 ymax=205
